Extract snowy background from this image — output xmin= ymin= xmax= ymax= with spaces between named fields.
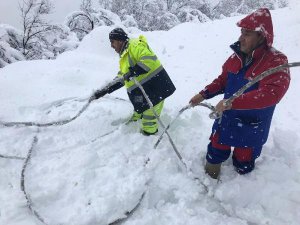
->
xmin=0 ymin=0 xmax=92 ymax=29
xmin=0 ymin=0 xmax=291 ymax=68
xmin=1 ymin=3 xmax=300 ymax=225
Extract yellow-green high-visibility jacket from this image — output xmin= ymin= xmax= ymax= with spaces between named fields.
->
xmin=116 ymin=35 xmax=176 ymax=113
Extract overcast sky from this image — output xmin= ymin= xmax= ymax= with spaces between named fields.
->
xmin=0 ymin=0 xmax=96 ymax=29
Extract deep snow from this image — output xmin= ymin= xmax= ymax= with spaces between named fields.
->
xmin=1 ymin=4 xmax=300 ymax=225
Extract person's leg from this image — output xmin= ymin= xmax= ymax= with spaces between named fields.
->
xmin=129 ymin=111 xmax=142 ymax=122
xmin=141 ymin=101 xmax=164 ymax=135
xmin=232 ymin=146 xmax=262 ymax=174
xmin=205 ymin=132 xmax=231 ymax=179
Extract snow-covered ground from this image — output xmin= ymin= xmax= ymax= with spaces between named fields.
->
xmin=1 ymin=4 xmax=300 ymax=225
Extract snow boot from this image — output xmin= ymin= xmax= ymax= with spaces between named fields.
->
xmin=129 ymin=111 xmax=142 ymax=122
xmin=205 ymin=161 xmax=221 ymax=179
xmin=141 ymin=129 xmax=158 ymax=136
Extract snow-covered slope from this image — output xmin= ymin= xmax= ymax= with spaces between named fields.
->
xmin=0 ymin=4 xmax=300 ymax=225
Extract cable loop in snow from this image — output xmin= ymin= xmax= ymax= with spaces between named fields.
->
xmin=0 ymin=96 xmax=129 ymax=128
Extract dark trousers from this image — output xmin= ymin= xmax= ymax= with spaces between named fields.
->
xmin=206 ymin=132 xmax=262 ymax=174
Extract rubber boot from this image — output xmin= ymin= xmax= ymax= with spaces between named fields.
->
xmin=141 ymin=129 xmax=158 ymax=136
xmin=205 ymin=161 xmax=221 ymax=179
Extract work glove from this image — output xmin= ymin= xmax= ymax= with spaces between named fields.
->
xmin=124 ymin=68 xmax=136 ymax=81
xmin=124 ymin=64 xmax=148 ymax=81
xmin=94 ymin=89 xmax=108 ymax=99
xmin=90 ymin=89 xmax=107 ymax=102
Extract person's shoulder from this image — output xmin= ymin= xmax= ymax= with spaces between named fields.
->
xmin=223 ymin=53 xmax=241 ymax=68
xmin=252 ymin=47 xmax=289 ymax=77
xmin=129 ymin=35 xmax=148 ymax=47
xmin=265 ymin=47 xmax=288 ymax=65
xmin=268 ymin=47 xmax=288 ymax=60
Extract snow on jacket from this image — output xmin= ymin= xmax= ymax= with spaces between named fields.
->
xmin=200 ymin=8 xmax=290 ymax=147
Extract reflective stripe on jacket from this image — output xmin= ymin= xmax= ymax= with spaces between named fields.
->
xmin=118 ymin=35 xmax=162 ymax=89
xmin=118 ymin=35 xmax=176 ymax=113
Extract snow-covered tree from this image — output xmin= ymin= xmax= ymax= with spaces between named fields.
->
xmin=20 ymin=0 xmax=54 ymax=59
xmin=20 ymin=0 xmax=78 ymax=60
xmin=66 ymin=11 xmax=94 ymax=41
xmin=211 ymin=0 xmax=288 ymax=18
xmin=121 ymin=15 xmax=138 ymax=28
xmin=163 ymin=0 xmax=192 ymax=12
xmin=0 ymin=0 xmax=79 ymax=68
xmin=28 ymin=25 xmax=79 ymax=59
xmin=66 ymin=0 xmax=122 ymax=40
xmin=156 ymin=12 xmax=180 ymax=30
xmin=0 ymin=25 xmax=25 ymax=68
xmin=70 ymin=0 xmax=290 ymax=33
xmin=100 ymin=0 xmax=211 ymax=30
xmin=98 ymin=0 xmax=112 ymax=9
xmin=177 ymin=8 xmax=210 ymax=23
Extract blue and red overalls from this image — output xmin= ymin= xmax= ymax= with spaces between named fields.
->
xmin=199 ymin=8 xmax=290 ymax=174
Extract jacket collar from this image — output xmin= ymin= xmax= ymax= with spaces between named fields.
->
xmin=230 ymin=41 xmax=268 ymax=66
xmin=120 ymin=40 xmax=129 ymax=57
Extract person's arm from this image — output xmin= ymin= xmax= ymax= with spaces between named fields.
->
xmin=189 ymin=62 xmax=228 ymax=106
xmin=199 ymin=63 xmax=228 ymax=100
xmin=107 ymin=76 xmax=124 ymax=93
xmin=231 ymin=56 xmax=290 ymax=109
xmin=129 ymin=39 xmax=155 ymax=75
xmin=92 ymin=77 xmax=124 ymax=100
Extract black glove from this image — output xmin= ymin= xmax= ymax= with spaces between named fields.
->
xmin=125 ymin=64 xmax=148 ymax=81
xmin=93 ymin=89 xmax=107 ymax=100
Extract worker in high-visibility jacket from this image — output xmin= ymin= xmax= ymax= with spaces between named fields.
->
xmin=92 ymin=28 xmax=176 ymax=135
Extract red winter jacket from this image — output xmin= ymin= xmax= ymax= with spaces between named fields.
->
xmin=200 ymin=8 xmax=290 ymax=110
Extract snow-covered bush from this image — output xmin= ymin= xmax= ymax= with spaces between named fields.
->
xmin=66 ymin=6 xmax=121 ymax=40
xmin=0 ymin=25 xmax=24 ymax=68
xmin=211 ymin=0 xmax=288 ymax=18
xmin=26 ymin=25 xmax=79 ymax=60
xmin=0 ymin=0 xmax=79 ymax=68
xmin=156 ymin=13 xmax=180 ymax=30
xmin=121 ymin=15 xmax=138 ymax=28
xmin=177 ymin=8 xmax=210 ymax=23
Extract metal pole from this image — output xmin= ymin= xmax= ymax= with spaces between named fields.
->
xmin=154 ymin=102 xmax=215 ymax=149
xmin=132 ymin=78 xmax=186 ymax=168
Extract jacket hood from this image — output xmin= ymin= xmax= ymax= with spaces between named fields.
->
xmin=237 ymin=8 xmax=273 ymax=47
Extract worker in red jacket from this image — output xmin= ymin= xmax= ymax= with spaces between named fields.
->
xmin=189 ymin=8 xmax=290 ymax=179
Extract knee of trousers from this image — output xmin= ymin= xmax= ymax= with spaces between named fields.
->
xmin=206 ymin=143 xmax=231 ymax=164
xmin=232 ymin=154 xmax=255 ymax=174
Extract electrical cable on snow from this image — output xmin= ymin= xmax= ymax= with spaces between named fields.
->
xmin=8 ymin=63 xmax=300 ymax=224
xmin=146 ymin=62 xmax=300 ymax=218
xmin=132 ymin=77 xmax=186 ymax=168
xmin=0 ymin=96 xmax=129 ymax=161
xmin=0 ymin=95 xmax=130 ymax=128
xmin=20 ymin=130 xmax=146 ymax=225
xmin=129 ymin=79 xmax=230 ymax=220
xmin=1 ymin=100 xmax=91 ymax=128
xmin=10 ymin=95 xmax=140 ymax=225
xmin=154 ymin=102 xmax=215 ymax=149
xmin=0 ymin=154 xmax=25 ymax=160
xmin=155 ymin=62 xmax=300 ymax=149
xmin=20 ymin=131 xmax=49 ymax=225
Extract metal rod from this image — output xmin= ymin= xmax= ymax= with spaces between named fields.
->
xmin=132 ymin=78 xmax=186 ymax=168
xmin=209 ymin=61 xmax=300 ymax=119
